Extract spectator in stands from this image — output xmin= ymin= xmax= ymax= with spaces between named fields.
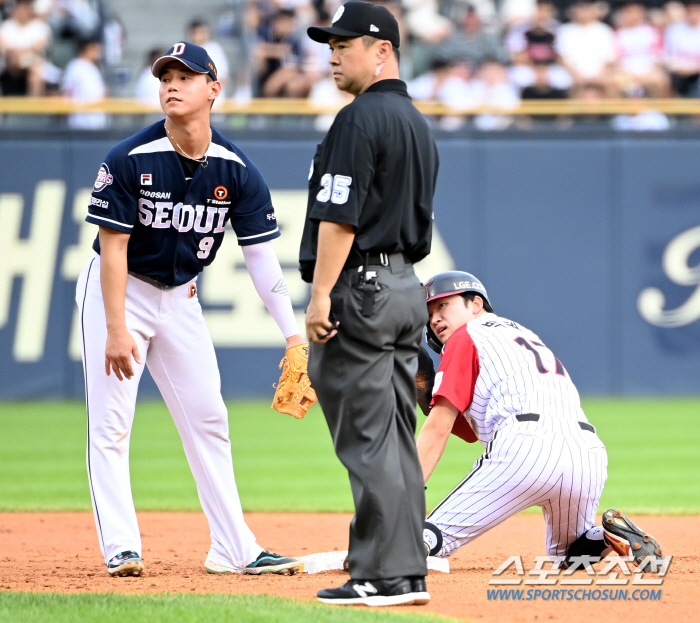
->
xmin=61 ymin=37 xmax=107 ymax=129
xmin=665 ymin=0 xmax=700 ymax=96
xmin=188 ymin=19 xmax=230 ymax=96
xmin=436 ymin=5 xmax=509 ymax=68
xmin=408 ymin=57 xmax=475 ymax=130
xmin=556 ymin=0 xmax=617 ymax=96
xmin=48 ymin=0 xmax=101 ymax=40
xmin=403 ymin=0 xmax=453 ymax=76
xmin=508 ymin=0 xmax=572 ymax=94
xmin=255 ymin=8 xmax=312 ymax=97
xmin=521 ymin=61 xmax=570 ymax=99
xmin=0 ymin=0 xmax=52 ymax=95
xmin=506 ymin=0 xmax=560 ymax=62
xmin=410 ymin=57 xmax=475 ymax=104
xmin=502 ymin=0 xmax=540 ymax=26
xmin=301 ymin=7 xmax=332 ymax=72
xmin=613 ymin=0 xmax=669 ymax=97
xmin=611 ymin=107 xmax=671 ymax=129
xmin=135 ymin=48 xmax=165 ymax=107
xmin=470 ymin=57 xmax=521 ymax=129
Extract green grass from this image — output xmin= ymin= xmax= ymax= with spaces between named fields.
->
xmin=0 ymin=593 xmax=458 ymax=623
xmin=0 ymin=398 xmax=698 ymax=513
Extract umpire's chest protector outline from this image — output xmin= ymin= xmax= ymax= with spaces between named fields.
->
xmin=86 ymin=121 xmax=280 ymax=286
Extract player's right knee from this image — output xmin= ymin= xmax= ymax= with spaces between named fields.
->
xmin=423 ymin=521 xmax=443 ymax=557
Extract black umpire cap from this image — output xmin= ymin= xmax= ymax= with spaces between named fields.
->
xmin=151 ymin=41 xmax=218 ymax=81
xmin=308 ymin=1 xmax=400 ymax=49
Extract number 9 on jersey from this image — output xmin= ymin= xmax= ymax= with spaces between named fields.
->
xmin=197 ymin=236 xmax=215 ymax=259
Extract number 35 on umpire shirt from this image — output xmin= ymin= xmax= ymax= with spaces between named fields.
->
xmin=86 ymin=120 xmax=280 ymax=286
xmin=299 ymin=79 xmax=438 ymax=283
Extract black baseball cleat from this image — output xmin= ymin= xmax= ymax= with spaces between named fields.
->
xmin=602 ymin=509 xmax=664 ymax=566
xmin=318 ymin=576 xmax=428 ymax=606
xmin=243 ymin=550 xmax=301 ymax=575
xmin=107 ymin=550 xmax=144 ymax=577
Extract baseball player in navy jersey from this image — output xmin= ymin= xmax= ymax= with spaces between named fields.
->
xmin=76 ymin=42 xmax=305 ymax=577
xmin=417 ymin=271 xmax=663 ymax=569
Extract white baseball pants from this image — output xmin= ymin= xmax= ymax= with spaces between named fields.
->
xmin=76 ymin=254 xmax=262 ymax=568
xmin=428 ymin=421 xmax=608 ymax=558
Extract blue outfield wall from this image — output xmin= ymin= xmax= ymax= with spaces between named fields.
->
xmin=0 ymin=133 xmax=698 ymax=399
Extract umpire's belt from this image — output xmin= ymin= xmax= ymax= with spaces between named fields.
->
xmin=128 ymin=271 xmax=175 ymax=290
xmin=515 ymin=413 xmax=596 ymax=434
xmin=343 ymin=252 xmax=410 ymax=274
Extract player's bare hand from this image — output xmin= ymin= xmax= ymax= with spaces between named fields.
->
xmin=105 ymin=327 xmax=142 ymax=381
xmin=306 ymin=295 xmax=338 ymax=343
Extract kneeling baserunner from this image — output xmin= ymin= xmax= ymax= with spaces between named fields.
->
xmin=417 ymin=271 xmax=663 ymax=568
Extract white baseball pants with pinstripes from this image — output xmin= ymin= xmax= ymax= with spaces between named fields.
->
xmin=428 ymin=422 xmax=608 ymax=558
xmin=76 ymin=254 xmax=263 ymax=569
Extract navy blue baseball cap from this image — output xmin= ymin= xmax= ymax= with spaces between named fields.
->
xmin=151 ymin=41 xmax=218 ymax=81
xmin=308 ymin=1 xmax=400 ymax=48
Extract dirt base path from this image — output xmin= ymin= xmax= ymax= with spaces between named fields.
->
xmin=0 ymin=512 xmax=696 ymax=622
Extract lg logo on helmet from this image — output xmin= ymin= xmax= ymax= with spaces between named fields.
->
xmin=638 ymin=225 xmax=700 ymax=328
xmin=454 ymin=281 xmax=482 ymax=291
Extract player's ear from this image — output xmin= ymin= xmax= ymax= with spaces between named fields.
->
xmin=208 ymin=79 xmax=222 ymax=103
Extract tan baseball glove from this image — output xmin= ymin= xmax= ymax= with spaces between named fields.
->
xmin=271 ymin=343 xmax=317 ymax=419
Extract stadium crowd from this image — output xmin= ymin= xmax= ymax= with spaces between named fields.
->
xmin=0 ymin=0 xmax=698 ymax=128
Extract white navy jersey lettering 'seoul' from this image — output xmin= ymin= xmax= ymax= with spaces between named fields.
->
xmin=87 ymin=120 xmax=280 ymax=286
xmin=432 ymin=312 xmax=588 ymax=444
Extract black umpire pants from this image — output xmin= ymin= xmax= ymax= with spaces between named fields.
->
xmin=308 ymin=257 xmax=428 ymax=580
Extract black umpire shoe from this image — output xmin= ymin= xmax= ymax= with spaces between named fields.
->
xmin=410 ymin=576 xmax=431 ymax=605
xmin=318 ymin=576 xmax=429 ymax=606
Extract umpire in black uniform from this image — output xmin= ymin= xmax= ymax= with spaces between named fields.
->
xmin=300 ymin=1 xmax=439 ymax=607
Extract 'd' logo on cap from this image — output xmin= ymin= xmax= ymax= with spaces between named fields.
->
xmin=332 ymin=5 xmax=344 ymax=22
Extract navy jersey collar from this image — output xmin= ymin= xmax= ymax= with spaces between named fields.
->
xmin=364 ymin=79 xmax=409 ymax=97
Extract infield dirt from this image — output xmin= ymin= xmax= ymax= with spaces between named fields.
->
xmin=0 ymin=512 xmax=695 ymax=622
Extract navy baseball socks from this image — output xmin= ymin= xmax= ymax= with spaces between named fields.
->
xmin=318 ymin=577 xmax=430 ymax=606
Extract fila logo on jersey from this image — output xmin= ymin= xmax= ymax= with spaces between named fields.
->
xmin=93 ymin=164 xmax=113 ymax=192
xmin=214 ymin=186 xmax=228 ymax=200
xmin=141 ymin=173 xmax=153 ymax=186
xmin=189 ymin=283 xmax=197 ymax=298
xmin=138 ymin=199 xmax=228 ymax=234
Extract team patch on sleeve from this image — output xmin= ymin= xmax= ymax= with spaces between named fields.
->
xmin=93 ymin=163 xmax=114 ymax=192
xmin=89 ymin=196 xmax=109 ymax=209
xmin=264 ymin=208 xmax=277 ymax=225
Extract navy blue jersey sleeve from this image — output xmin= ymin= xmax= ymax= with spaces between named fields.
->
xmin=85 ymin=147 xmax=138 ymax=234
xmin=308 ymin=118 xmax=375 ymax=228
xmin=229 ymin=159 xmax=280 ymax=246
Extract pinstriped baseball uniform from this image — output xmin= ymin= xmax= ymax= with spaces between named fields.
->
xmin=428 ymin=312 xmax=608 ymax=558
